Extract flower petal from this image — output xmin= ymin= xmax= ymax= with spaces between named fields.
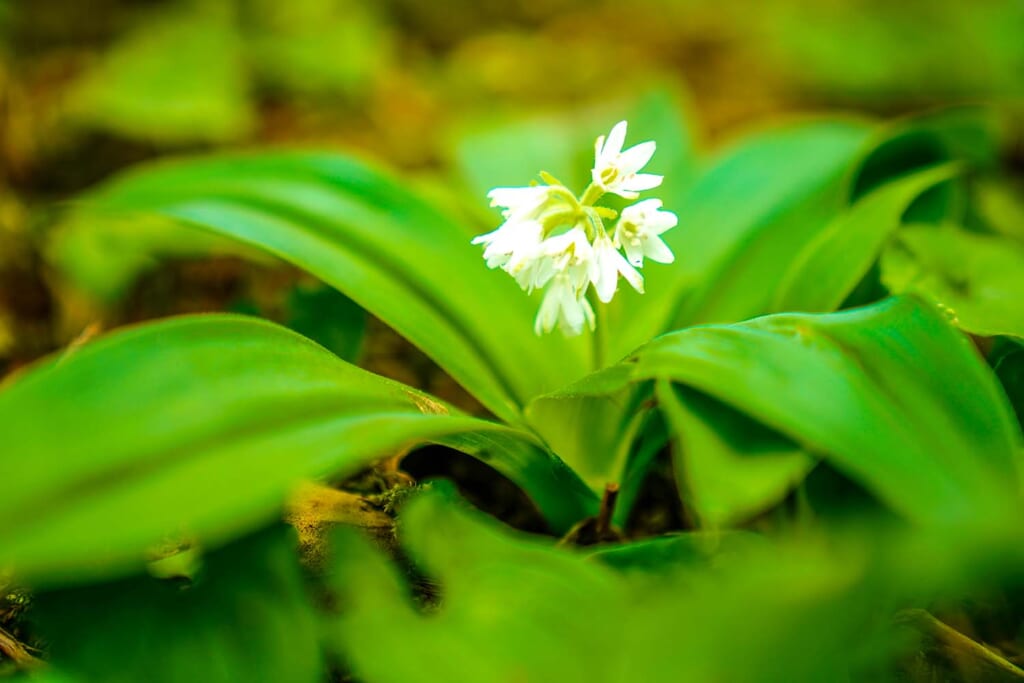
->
xmin=580 ymin=296 xmax=596 ymax=332
xmin=650 ymin=211 xmax=679 ymax=234
xmin=622 ymin=240 xmax=645 ymax=267
xmin=600 ymin=121 xmax=628 ymax=165
xmin=622 ymin=173 xmax=663 ymax=192
xmin=643 ymin=236 xmax=675 ymax=264
xmin=618 ymin=141 xmax=656 ymax=174
xmin=618 ymin=254 xmax=645 ymax=293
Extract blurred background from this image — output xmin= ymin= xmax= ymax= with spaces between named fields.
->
xmin=0 ymin=0 xmax=1021 ymax=391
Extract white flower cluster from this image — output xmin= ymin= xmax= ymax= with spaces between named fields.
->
xmin=472 ymin=121 xmax=678 ymax=336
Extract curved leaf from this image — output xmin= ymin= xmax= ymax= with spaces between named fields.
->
xmin=635 ymin=297 xmax=1023 ymax=525
xmin=610 ymin=109 xmax=994 ymax=362
xmin=0 ymin=315 xmax=594 ymax=585
xmin=773 ymin=162 xmax=961 ymax=313
xmin=34 ymin=526 xmax=323 ymax=683
xmin=71 ymin=152 xmax=591 ymax=423
xmin=657 ymin=382 xmax=814 ymax=527
xmin=533 ymin=297 xmax=1022 ymax=526
xmin=325 ymin=487 xmax=909 ymax=682
xmin=881 ymin=224 xmax=1024 ymax=339
xmin=605 ymin=120 xmax=873 ymax=360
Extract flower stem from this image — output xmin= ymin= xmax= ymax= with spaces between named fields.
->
xmin=595 ymin=483 xmax=620 ymax=538
xmin=587 ymin=288 xmax=606 ymax=369
xmin=580 ymin=182 xmax=604 ymax=207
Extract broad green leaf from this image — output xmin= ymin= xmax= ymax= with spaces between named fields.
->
xmin=0 ymin=315 xmax=593 ymax=585
xmin=850 ymin=108 xmax=1003 ymax=207
xmin=631 ymin=120 xmax=873 ymax=351
xmin=584 ymin=530 xmax=768 ymax=575
xmin=974 ymin=177 xmax=1024 ymax=242
xmin=773 ymin=163 xmax=960 ymax=313
xmin=634 ymin=297 xmax=1023 ymax=525
xmin=46 ymin=213 xmax=267 ymax=303
xmin=525 ymin=122 xmax=870 ymax=506
xmin=622 ymin=109 xmax=990 ymax=360
xmin=992 ymin=338 xmax=1024 ymax=428
xmin=64 ymin=7 xmax=253 ymax=143
xmin=657 ymin=383 xmax=814 ymax=527
xmin=33 ymin=526 xmax=322 ymax=683
xmin=325 ymin=488 xmax=904 ymax=682
xmin=881 ymin=224 xmax=1024 ymax=339
xmin=525 ymin=371 xmax=649 ymax=493
xmin=530 ymin=297 xmax=1021 ymax=526
xmin=70 ymin=152 xmax=591 ymax=423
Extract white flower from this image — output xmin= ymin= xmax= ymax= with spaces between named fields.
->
xmin=532 ymin=227 xmax=595 ymax=336
xmin=471 ymin=218 xmax=544 ymax=271
xmin=589 ymin=233 xmax=644 ymax=303
xmin=475 ymin=184 xmax=581 ymax=284
xmin=471 ymin=120 xmax=680 ymax=336
xmin=534 ymin=275 xmax=595 ymax=336
xmin=614 ymin=199 xmax=678 ymax=266
xmin=487 ymin=185 xmax=555 ymax=220
xmin=508 ymin=235 xmax=556 ymax=293
xmin=592 ymin=121 xmax=663 ymax=199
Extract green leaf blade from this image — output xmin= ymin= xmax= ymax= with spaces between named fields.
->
xmin=636 ymin=297 xmax=1022 ymax=525
xmin=74 ymin=152 xmax=593 ymax=422
xmin=0 ymin=315 xmax=593 ymax=585
xmin=773 ymin=162 xmax=961 ymax=314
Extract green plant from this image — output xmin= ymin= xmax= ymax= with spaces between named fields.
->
xmin=2 ymin=91 xmax=1023 ymax=681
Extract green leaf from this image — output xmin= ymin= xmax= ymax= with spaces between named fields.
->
xmin=523 ymin=120 xmax=874 ymax=503
xmin=881 ymin=224 xmax=1024 ymax=339
xmin=617 ymin=110 xmax=990 ymax=361
xmin=325 ymin=488 xmax=904 ymax=682
xmin=974 ymin=177 xmax=1024 ymax=242
xmin=992 ymin=338 xmax=1024 ymax=429
xmin=634 ymin=297 xmax=1023 ymax=525
xmin=33 ymin=526 xmax=322 ymax=683
xmin=72 ymin=151 xmax=591 ymax=424
xmin=524 ymin=370 xmax=649 ymax=492
xmin=46 ymin=213 xmax=266 ymax=303
xmin=64 ymin=7 xmax=253 ymax=143
xmin=626 ymin=120 xmax=873 ymax=353
xmin=0 ymin=315 xmax=593 ymax=585
xmin=657 ymin=383 xmax=814 ymax=527
xmin=773 ymin=162 xmax=961 ymax=314
xmin=530 ymin=297 xmax=1021 ymax=526
xmin=584 ymin=529 xmax=767 ymax=574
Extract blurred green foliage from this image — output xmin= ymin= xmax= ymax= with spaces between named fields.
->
xmin=1 ymin=0 xmax=1023 ymax=681
xmin=65 ymin=6 xmax=254 ymax=143
xmin=34 ymin=526 xmax=323 ymax=683
xmin=327 ymin=486 xmax=1024 ymax=682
